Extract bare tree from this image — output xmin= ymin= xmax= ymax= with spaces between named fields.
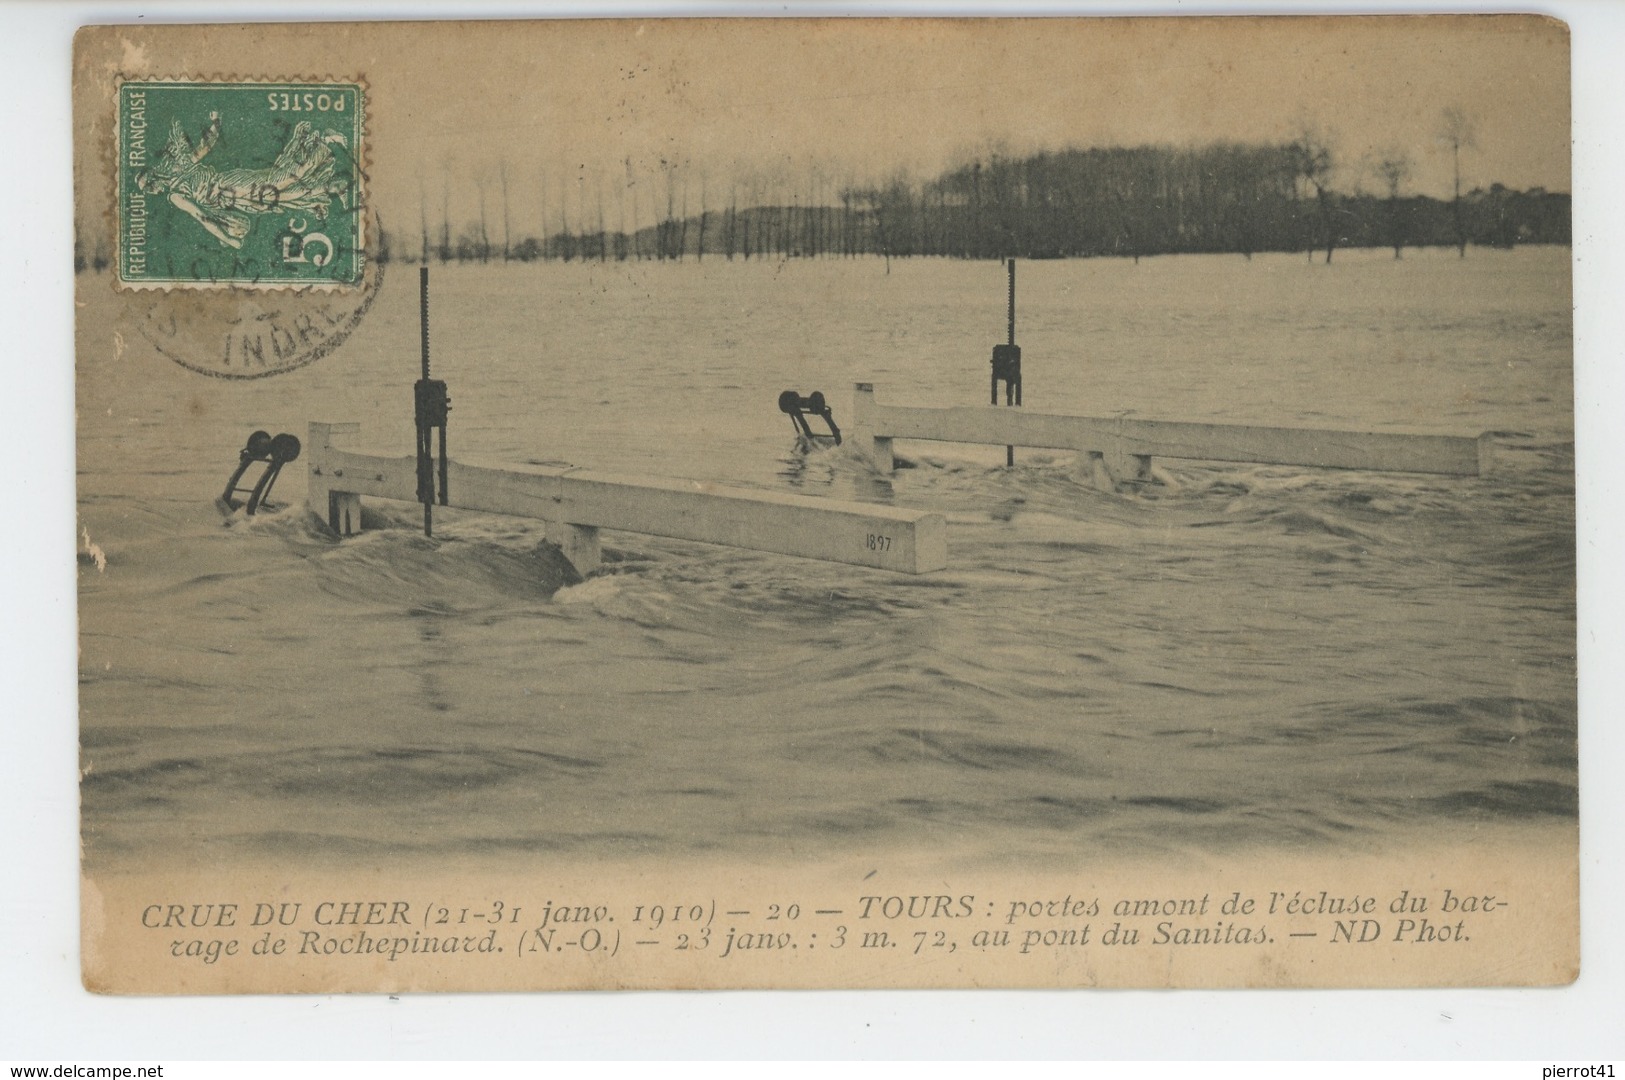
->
xmin=678 ymin=167 xmax=690 ymax=261
xmin=867 ymin=174 xmax=914 ymax=274
xmin=596 ymin=170 xmax=607 ymax=262
xmin=498 ymin=161 xmax=511 ymax=261
xmin=696 ymin=172 xmax=708 ymax=262
xmin=1375 ymin=149 xmax=1413 ymax=259
xmin=474 ymin=170 xmax=491 ymax=263
xmin=438 ymin=165 xmax=452 ymax=263
xmin=725 ymin=175 xmax=738 ymax=260
xmin=559 ymin=167 xmax=574 ymax=262
xmin=1438 ymin=105 xmax=1478 ymax=257
xmin=1290 ymin=124 xmax=1336 ymax=263
xmin=578 ymin=166 xmax=591 ymax=263
xmin=537 ymin=165 xmax=549 ymax=262
xmin=625 ymin=158 xmax=641 ymax=260
xmin=615 ymin=163 xmax=629 ymax=261
xmin=661 ymin=159 xmax=677 ymax=261
xmin=418 ymin=176 xmax=430 ymax=264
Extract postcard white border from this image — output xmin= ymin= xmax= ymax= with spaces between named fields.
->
xmin=8 ymin=0 xmax=1622 ymax=1061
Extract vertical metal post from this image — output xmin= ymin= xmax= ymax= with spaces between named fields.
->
xmin=1001 ymin=256 xmax=1014 ymax=349
xmin=414 ymin=265 xmax=451 ymax=537
xmin=422 ymin=264 xmax=435 ymax=535
xmin=1005 ymin=258 xmax=1016 ymax=466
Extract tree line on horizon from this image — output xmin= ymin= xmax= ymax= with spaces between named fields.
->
xmin=74 ymin=131 xmax=1570 ymax=273
xmin=387 ymin=138 xmax=1568 ymax=270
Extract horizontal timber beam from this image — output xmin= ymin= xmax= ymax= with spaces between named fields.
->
xmin=307 ymin=422 xmax=947 ymax=575
xmin=850 ymin=383 xmax=1490 ymax=488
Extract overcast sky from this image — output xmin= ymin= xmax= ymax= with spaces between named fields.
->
xmin=79 ymin=16 xmax=1569 ymax=236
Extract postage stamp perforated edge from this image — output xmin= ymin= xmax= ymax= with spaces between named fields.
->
xmin=113 ymin=74 xmax=369 ymax=292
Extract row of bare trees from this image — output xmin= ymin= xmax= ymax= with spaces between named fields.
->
xmin=399 ymin=157 xmax=866 ymax=267
xmin=71 ymin=108 xmax=1565 ymax=272
xmin=360 ymin=139 xmax=1562 ymax=269
xmin=358 ymin=110 xmax=1552 ymax=268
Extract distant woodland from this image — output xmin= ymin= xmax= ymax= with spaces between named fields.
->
xmin=77 ymin=136 xmax=1569 ymax=272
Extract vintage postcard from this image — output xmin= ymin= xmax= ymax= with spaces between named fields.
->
xmin=74 ymin=16 xmax=1576 ymax=993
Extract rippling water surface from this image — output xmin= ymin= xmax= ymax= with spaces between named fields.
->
xmin=77 ymin=247 xmax=1576 ymax=869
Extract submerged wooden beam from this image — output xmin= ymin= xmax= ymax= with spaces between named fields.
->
xmin=850 ymin=383 xmax=1490 ymax=486
xmin=307 ymin=423 xmax=947 ymax=575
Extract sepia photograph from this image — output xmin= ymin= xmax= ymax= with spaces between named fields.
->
xmin=67 ymin=13 xmax=1580 ymax=1000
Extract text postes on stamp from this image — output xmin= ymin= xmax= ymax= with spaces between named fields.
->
xmin=117 ymin=80 xmax=365 ymax=289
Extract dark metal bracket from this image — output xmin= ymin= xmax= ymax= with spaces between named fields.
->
xmin=779 ymin=389 xmax=842 ymax=447
xmin=221 ymin=430 xmax=302 ymax=515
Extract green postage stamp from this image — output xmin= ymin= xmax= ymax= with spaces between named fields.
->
xmin=117 ymin=80 xmax=365 ymax=288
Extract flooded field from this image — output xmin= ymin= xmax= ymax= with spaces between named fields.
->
xmin=76 ymin=245 xmax=1576 ymax=871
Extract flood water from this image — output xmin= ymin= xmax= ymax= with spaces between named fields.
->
xmin=76 ymin=246 xmax=1576 ymax=870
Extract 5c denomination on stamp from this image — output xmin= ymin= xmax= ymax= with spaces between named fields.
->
xmin=117 ymin=79 xmax=365 ymax=289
